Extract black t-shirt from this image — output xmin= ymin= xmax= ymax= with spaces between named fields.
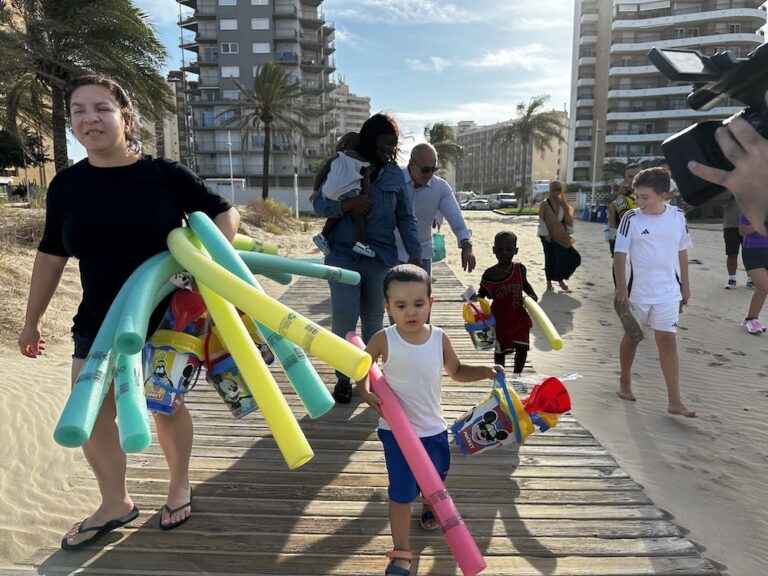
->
xmin=39 ymin=155 xmax=232 ymax=337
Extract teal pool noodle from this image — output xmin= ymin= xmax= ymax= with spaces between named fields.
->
xmin=239 ymin=251 xmax=360 ymax=285
xmin=54 ymin=252 xmax=169 ymax=447
xmin=187 ymin=213 xmax=335 ymax=419
xmin=114 ymin=352 xmax=151 ymax=453
xmin=259 ymin=269 xmax=293 ymax=285
xmin=114 ymin=252 xmax=182 ymax=355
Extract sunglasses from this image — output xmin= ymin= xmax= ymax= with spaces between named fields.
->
xmin=413 ymin=160 xmax=439 ymax=174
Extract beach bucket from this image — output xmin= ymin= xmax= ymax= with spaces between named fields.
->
xmin=204 ymin=329 xmax=259 ymax=419
xmin=451 ymin=374 xmax=534 ymax=456
xmin=462 ymin=299 xmax=496 ymax=351
xmin=143 ymin=329 xmax=204 ymax=415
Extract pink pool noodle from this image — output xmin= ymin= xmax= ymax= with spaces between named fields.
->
xmin=346 ymin=332 xmax=486 ymax=576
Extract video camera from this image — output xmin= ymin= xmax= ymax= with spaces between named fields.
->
xmin=648 ymin=44 xmax=768 ymax=206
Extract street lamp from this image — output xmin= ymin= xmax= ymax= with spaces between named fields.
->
xmin=590 ymin=118 xmax=601 ymax=210
xmin=227 ymin=130 xmax=235 ymax=205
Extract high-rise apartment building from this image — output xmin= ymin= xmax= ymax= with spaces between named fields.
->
xmin=532 ymin=109 xmax=569 ymax=184
xmin=329 ymin=80 xmax=371 ymax=136
xmin=152 ymin=71 xmax=189 ymax=163
xmin=568 ymin=0 xmax=766 ymax=187
xmin=177 ymin=0 xmax=336 ymax=188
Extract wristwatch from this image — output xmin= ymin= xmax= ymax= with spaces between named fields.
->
xmin=460 ymin=239 xmax=473 ymax=251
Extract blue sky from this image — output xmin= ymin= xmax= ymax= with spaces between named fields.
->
xmin=71 ymin=0 xmax=575 ymax=160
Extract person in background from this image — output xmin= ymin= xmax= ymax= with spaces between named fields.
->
xmin=396 ymin=143 xmax=475 ymax=276
xmin=538 ymin=180 xmax=575 ymax=292
xmin=313 ymin=113 xmax=422 ymax=404
xmin=356 ymin=264 xmax=502 ymax=575
xmin=607 ymin=163 xmax=640 ymax=256
xmin=722 ymin=195 xmax=753 ymax=289
xmin=738 ymin=212 xmax=768 ymax=334
xmin=18 ymin=75 xmax=240 ymax=550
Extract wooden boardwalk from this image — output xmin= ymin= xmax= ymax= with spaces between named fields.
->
xmin=13 ymin=262 xmax=718 ymax=575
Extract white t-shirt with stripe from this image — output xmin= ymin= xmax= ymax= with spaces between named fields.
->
xmin=614 ymin=205 xmax=692 ymax=304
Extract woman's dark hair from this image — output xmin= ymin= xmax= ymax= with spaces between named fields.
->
xmin=383 ymin=264 xmax=431 ymax=301
xmin=64 ymin=75 xmax=141 ymax=152
xmin=357 ymin=113 xmax=400 ymax=164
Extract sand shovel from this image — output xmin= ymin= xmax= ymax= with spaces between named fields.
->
xmin=614 ymin=300 xmax=644 ymax=342
xmin=170 ymin=290 xmax=207 ymax=333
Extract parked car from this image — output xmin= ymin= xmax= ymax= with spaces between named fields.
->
xmin=488 ymin=193 xmax=517 ymax=209
xmin=461 ymin=198 xmax=490 ymax=210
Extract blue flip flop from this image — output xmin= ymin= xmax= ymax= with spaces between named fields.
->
xmin=61 ymin=506 xmax=139 ymax=551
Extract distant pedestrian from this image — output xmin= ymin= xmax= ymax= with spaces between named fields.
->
xmin=538 ymin=181 xmax=579 ymax=292
xmin=607 ymin=163 xmax=640 ymax=256
xmin=738 ymin=212 xmax=768 ymax=334
xmin=722 ymin=195 xmax=752 ymax=289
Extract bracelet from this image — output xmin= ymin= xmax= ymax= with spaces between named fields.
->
xmin=460 ymin=240 xmax=473 ymax=250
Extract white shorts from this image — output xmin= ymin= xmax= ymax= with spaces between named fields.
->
xmin=630 ymin=301 xmax=679 ymax=333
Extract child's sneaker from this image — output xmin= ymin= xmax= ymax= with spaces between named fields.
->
xmin=746 ymin=278 xmax=755 ymax=290
xmin=352 ymin=242 xmax=376 ymax=258
xmin=312 ymin=233 xmax=331 ymax=256
xmin=742 ymin=318 xmax=764 ymax=334
xmin=724 ymin=279 xmax=737 ymax=289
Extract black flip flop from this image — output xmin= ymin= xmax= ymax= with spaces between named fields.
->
xmin=61 ymin=506 xmax=139 ymax=551
xmin=160 ymin=491 xmax=193 ymax=531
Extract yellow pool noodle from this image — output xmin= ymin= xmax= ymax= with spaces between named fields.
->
xmin=232 ymin=234 xmax=279 ymax=255
xmin=197 ymin=281 xmax=313 ymax=469
xmin=167 ymin=228 xmax=372 ymax=381
xmin=522 ymin=295 xmax=564 ymax=351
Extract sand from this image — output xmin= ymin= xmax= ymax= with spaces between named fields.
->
xmin=1 ymin=210 xmax=766 ymax=575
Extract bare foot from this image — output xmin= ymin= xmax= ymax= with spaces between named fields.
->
xmin=617 ymin=386 xmax=636 ymax=401
xmin=558 ymin=281 xmax=570 ymax=292
xmin=668 ymin=402 xmax=697 ymax=418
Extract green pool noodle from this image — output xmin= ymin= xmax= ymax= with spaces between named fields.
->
xmin=114 ymin=352 xmax=151 ymax=453
xmin=187 ymin=212 xmax=335 ymax=419
xmin=239 ymin=251 xmax=360 ymax=285
xmin=232 ymin=233 xmax=279 ymax=255
xmin=114 ymin=253 xmax=182 ymax=355
xmin=258 ymin=269 xmax=293 ymax=285
xmin=54 ymin=252 xmax=169 ymax=447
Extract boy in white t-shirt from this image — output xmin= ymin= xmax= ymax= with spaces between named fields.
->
xmin=613 ymin=167 xmax=696 ymax=418
xmin=356 ymin=264 xmax=502 ymax=575
xmin=312 ymin=131 xmax=375 ymax=258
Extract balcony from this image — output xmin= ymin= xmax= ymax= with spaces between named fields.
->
xmin=273 ymin=4 xmax=298 ymax=18
xmin=607 ymin=85 xmax=691 ymax=98
xmin=577 ymin=77 xmax=595 ymax=87
xmin=575 ymin=118 xmax=594 ymax=128
xmin=275 ymin=28 xmax=299 ymax=40
xmin=578 ymin=56 xmax=597 ymax=66
xmin=580 ymin=12 xmax=599 ymax=23
xmin=299 ymin=9 xmax=325 ymax=28
xmin=607 ymin=105 xmax=742 ymax=121
xmin=612 ymin=7 xmax=766 ymax=30
xmin=579 ymin=35 xmax=598 ymax=45
xmin=573 ymin=160 xmax=592 ymax=168
xmin=605 ymin=131 xmax=674 ymax=143
xmin=576 ymin=98 xmax=595 ymax=107
xmin=608 ymin=64 xmax=659 ymax=76
xmin=273 ymin=51 xmax=299 ymax=63
xmin=610 ymin=32 xmax=764 ymax=52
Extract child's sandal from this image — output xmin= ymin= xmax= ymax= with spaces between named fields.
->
xmin=384 ymin=549 xmax=412 ymax=576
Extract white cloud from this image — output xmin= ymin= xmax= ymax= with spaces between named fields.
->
xmin=333 ymin=25 xmax=368 ymax=48
xmin=324 ymin=0 xmax=483 ymax=25
xmin=406 ymin=56 xmax=452 ymax=72
xmin=465 ymin=45 xmax=556 ymax=71
xmin=508 ymin=17 xmax=572 ymax=31
xmin=135 ymin=0 xmax=179 ymax=27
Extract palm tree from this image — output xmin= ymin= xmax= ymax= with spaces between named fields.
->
xmin=0 ymin=0 xmax=172 ymax=172
xmin=423 ymin=122 xmax=463 ymax=168
xmin=493 ymin=95 xmax=565 ymax=210
xmin=223 ymin=62 xmax=311 ymax=200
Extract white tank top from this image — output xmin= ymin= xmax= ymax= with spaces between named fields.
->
xmin=379 ymin=324 xmax=446 ymax=437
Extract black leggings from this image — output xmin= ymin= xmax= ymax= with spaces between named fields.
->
xmin=494 ymin=345 xmax=528 ymax=374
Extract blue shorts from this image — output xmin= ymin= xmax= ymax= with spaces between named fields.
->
xmin=378 ymin=428 xmax=450 ymax=504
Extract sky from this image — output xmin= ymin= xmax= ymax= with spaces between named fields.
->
xmin=70 ymin=0 xmax=575 ymax=160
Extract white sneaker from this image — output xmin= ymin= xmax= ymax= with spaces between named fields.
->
xmin=724 ymin=279 xmax=737 ymax=289
xmin=742 ymin=318 xmax=764 ymax=334
xmin=746 ymin=278 xmax=755 ymax=290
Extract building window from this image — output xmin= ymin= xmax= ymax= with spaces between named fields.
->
xmin=220 ymin=19 xmax=238 ymax=30
xmin=251 ymin=18 xmax=269 ymax=30
xmin=221 ymin=42 xmax=239 ymax=54
xmin=251 ymin=0 xmax=269 ymax=5
xmin=252 ymin=42 xmax=270 ymax=53
xmin=686 ymin=28 xmax=699 ymax=37
xmin=728 ymin=23 xmax=741 ymax=34
xmin=218 ymin=0 xmax=237 ymax=5
xmin=221 ymin=66 xmax=240 ymax=78
xmin=218 ymin=110 xmax=239 ymax=126
xmin=222 ymin=90 xmax=241 ymax=100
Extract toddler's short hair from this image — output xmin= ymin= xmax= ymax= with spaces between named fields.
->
xmin=632 ymin=167 xmax=670 ymax=195
xmin=383 ymin=264 xmax=431 ymax=300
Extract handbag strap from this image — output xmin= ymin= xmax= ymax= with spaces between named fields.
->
xmin=495 ymin=373 xmax=522 ymax=443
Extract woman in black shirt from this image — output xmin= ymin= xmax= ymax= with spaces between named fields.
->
xmin=18 ymin=76 xmax=240 ymax=550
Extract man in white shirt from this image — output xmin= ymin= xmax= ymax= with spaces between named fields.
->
xmin=396 ymin=143 xmax=475 ymax=276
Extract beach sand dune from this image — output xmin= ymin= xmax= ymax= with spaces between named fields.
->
xmin=1 ymin=211 xmax=766 ymax=576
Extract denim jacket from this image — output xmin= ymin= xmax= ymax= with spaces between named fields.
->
xmin=313 ymin=162 xmax=421 ymax=266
